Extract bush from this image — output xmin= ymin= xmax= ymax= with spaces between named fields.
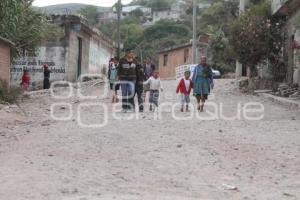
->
xmin=0 ymin=81 xmax=21 ymax=104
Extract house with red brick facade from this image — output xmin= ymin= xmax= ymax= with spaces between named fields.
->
xmin=0 ymin=37 xmax=14 ymax=85
xmin=158 ymin=33 xmax=210 ymax=79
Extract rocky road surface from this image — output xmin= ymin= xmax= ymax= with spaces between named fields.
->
xmin=0 ymin=79 xmax=299 ymax=200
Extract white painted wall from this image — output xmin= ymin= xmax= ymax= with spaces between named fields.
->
xmin=152 ymin=10 xmax=181 ymax=23
xmin=89 ymin=37 xmax=114 ymax=75
xmin=11 ymin=46 xmax=67 ymax=88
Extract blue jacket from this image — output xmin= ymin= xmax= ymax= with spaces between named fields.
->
xmin=192 ymin=64 xmax=214 ymax=86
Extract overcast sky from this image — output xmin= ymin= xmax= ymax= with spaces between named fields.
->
xmin=33 ymin=0 xmax=133 ymax=7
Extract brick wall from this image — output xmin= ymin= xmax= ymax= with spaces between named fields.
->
xmin=158 ymin=45 xmax=192 ymax=79
xmin=0 ymin=40 xmax=11 ymax=84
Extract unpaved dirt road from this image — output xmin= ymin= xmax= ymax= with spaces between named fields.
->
xmin=0 ymin=79 xmax=300 ymax=200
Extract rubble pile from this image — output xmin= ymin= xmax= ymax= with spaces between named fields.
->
xmin=275 ymin=83 xmax=300 ymax=99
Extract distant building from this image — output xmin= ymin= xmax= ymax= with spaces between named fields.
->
xmin=158 ymin=42 xmax=192 ymax=79
xmin=198 ymin=2 xmax=212 ymax=9
xmin=122 ymin=5 xmax=152 ymax=18
xmin=272 ymin=0 xmax=300 ymax=85
xmin=11 ymin=15 xmax=116 ymax=89
xmin=152 ymin=10 xmax=181 ymax=23
xmin=0 ymin=37 xmax=14 ymax=85
xmin=158 ymin=34 xmax=211 ymax=79
xmin=152 ymin=1 xmax=189 ymax=23
xmin=97 ymin=10 xmax=117 ymax=24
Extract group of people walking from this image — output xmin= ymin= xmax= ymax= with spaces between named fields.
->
xmin=176 ymin=56 xmax=214 ymax=112
xmin=108 ymin=48 xmax=162 ymax=112
xmin=109 ymin=49 xmax=214 ymax=113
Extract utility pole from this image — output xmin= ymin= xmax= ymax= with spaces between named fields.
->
xmin=235 ymin=0 xmax=246 ymax=78
xmin=192 ymin=0 xmax=197 ymax=64
xmin=117 ymin=0 xmax=121 ymax=58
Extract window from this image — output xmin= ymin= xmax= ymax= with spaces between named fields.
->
xmin=184 ymin=48 xmax=189 ymax=63
xmin=163 ymin=54 xmax=168 ymax=66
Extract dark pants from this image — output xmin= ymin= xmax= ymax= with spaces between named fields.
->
xmin=135 ymin=84 xmax=144 ymax=112
xmin=149 ymin=90 xmax=159 ymax=107
xmin=120 ymin=80 xmax=135 ymax=110
xmin=43 ymin=78 xmax=50 ymax=89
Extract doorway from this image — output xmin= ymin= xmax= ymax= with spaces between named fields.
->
xmin=77 ymin=37 xmax=82 ymax=79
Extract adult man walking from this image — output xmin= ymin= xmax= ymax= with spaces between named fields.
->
xmin=135 ymin=60 xmax=145 ymax=112
xmin=117 ymin=48 xmax=139 ymax=112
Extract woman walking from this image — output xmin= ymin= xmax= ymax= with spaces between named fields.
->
xmin=192 ymin=56 xmax=214 ymax=112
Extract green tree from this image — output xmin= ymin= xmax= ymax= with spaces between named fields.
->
xmin=229 ymin=0 xmax=284 ymax=77
xmin=79 ymin=5 xmax=98 ymax=26
xmin=130 ymin=9 xmax=144 ymax=18
xmin=144 ymin=20 xmax=191 ymax=42
xmin=196 ymin=0 xmax=239 ymax=72
xmin=0 ymin=0 xmax=49 ymax=57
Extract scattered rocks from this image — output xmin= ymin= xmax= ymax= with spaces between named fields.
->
xmin=41 ymin=123 xmax=50 ymax=127
xmin=283 ymin=192 xmax=294 ymax=197
xmin=222 ymin=183 xmax=238 ymax=191
xmin=9 ymin=105 xmax=18 ymax=109
xmin=72 ymin=100 xmax=80 ymax=104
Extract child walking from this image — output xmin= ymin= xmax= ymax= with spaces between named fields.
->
xmin=108 ymin=57 xmax=119 ymax=103
xmin=21 ymin=69 xmax=30 ymax=91
xmin=144 ymin=71 xmax=163 ymax=111
xmin=176 ymin=70 xmax=193 ymax=112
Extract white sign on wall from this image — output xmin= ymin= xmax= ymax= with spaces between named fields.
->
xmin=11 ymin=47 xmax=67 ymax=88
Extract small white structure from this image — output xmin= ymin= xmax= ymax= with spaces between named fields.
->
xmin=122 ymin=5 xmax=152 ymax=18
xmin=97 ymin=10 xmax=117 ymax=24
xmin=152 ymin=10 xmax=181 ymax=23
xmin=152 ymin=1 xmax=188 ymax=23
xmin=198 ymin=3 xmax=212 ymax=9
